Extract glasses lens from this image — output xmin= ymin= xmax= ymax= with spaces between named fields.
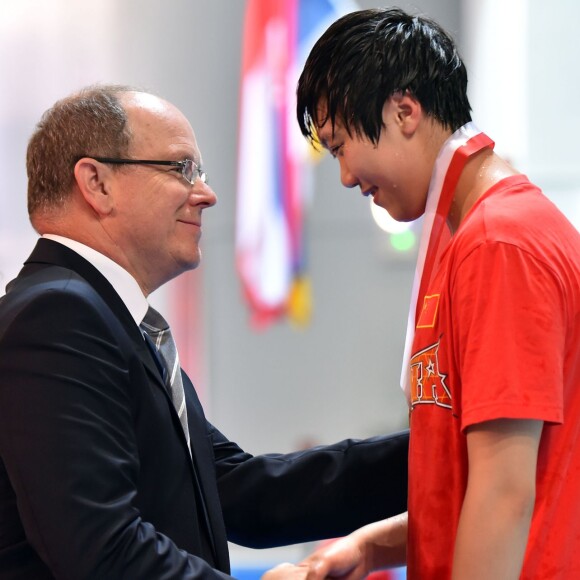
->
xmin=186 ymin=160 xmax=208 ymax=184
xmin=183 ymin=159 xmax=208 ymax=184
xmin=182 ymin=159 xmax=195 ymax=184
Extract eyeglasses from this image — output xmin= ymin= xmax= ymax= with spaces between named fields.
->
xmin=90 ymin=157 xmax=208 ymax=185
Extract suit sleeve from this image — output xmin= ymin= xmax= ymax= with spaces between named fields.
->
xmin=210 ymin=422 xmax=409 ymax=548
xmin=0 ymin=287 xmax=230 ymax=579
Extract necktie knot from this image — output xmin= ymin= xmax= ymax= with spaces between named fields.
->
xmin=141 ymin=306 xmax=170 ymax=337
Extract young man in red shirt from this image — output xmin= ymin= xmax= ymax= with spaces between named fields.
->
xmin=273 ymin=7 xmax=580 ymax=579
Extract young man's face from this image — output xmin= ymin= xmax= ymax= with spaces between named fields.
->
xmin=315 ymin=95 xmax=436 ymax=223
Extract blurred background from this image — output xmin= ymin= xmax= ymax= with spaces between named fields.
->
xmin=1 ymin=0 xmax=578 ymax=577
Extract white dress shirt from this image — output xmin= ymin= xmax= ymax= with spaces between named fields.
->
xmin=42 ymin=234 xmax=148 ymax=326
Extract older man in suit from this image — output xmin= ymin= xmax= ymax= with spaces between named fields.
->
xmin=0 ymin=85 xmax=409 ymax=579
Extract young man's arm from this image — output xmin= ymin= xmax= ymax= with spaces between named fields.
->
xmin=452 ymin=418 xmax=543 ymax=579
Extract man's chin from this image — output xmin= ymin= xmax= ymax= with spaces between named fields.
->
xmin=183 ymin=249 xmax=202 ymax=271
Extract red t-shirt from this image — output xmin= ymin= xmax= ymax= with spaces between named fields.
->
xmin=407 ymin=175 xmax=580 ymax=578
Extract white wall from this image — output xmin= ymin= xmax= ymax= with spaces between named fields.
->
xmin=462 ymin=0 xmax=580 ymax=227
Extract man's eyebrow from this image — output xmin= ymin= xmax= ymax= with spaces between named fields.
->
xmin=319 ymin=129 xmax=342 ymax=150
xmin=316 ymin=131 xmax=332 ymax=150
xmin=179 ymin=152 xmax=201 ymax=164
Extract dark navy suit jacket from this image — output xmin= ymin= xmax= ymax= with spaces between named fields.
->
xmin=0 ymin=239 xmax=409 ymax=579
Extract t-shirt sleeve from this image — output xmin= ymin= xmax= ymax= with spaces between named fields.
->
xmin=451 ymin=241 xmax=566 ymax=431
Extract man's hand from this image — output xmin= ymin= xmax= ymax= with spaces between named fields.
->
xmin=259 ymin=536 xmax=365 ymax=580
xmin=261 ymin=512 xmax=407 ymax=580
xmin=261 ymin=562 xmax=309 ymax=580
xmin=303 ymin=512 xmax=407 ymax=580
xmin=300 ymin=534 xmax=367 ymax=580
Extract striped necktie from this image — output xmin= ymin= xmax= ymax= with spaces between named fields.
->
xmin=140 ymin=306 xmax=191 ymax=452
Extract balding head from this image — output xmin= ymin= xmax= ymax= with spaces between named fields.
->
xmin=27 ymin=84 xmax=216 ymax=294
xmin=26 ymin=84 xmax=140 ymax=226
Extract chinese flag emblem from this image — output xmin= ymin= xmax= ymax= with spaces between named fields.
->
xmin=416 ymin=294 xmax=440 ymax=328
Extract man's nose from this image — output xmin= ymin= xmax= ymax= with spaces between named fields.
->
xmin=339 ymin=160 xmax=358 ymax=189
xmin=190 ymin=181 xmax=217 ymax=208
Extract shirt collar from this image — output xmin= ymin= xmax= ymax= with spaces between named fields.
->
xmin=42 ymin=234 xmax=148 ymax=326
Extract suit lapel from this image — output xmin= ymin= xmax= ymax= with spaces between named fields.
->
xmin=23 ymin=239 xmax=166 ymax=388
xmin=182 ymin=373 xmax=230 ymax=572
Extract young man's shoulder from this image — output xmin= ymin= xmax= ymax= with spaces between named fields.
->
xmin=456 ymin=174 xmax=580 ymax=266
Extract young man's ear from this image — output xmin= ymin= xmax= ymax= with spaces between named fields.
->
xmin=73 ymin=158 xmax=115 ymax=216
xmin=385 ymin=91 xmax=422 ymax=136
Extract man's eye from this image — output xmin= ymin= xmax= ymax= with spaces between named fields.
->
xmin=330 ymin=145 xmax=342 ymax=158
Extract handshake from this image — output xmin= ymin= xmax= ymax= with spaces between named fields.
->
xmin=261 ymin=513 xmax=408 ymax=580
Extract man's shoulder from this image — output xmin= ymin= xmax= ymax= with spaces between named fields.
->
xmin=2 ymin=262 xmax=98 ymax=310
xmin=456 ymin=175 xmax=580 ymax=262
xmin=0 ymin=261 xmax=122 ymax=341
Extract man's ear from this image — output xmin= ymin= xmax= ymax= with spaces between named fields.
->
xmin=384 ymin=91 xmax=422 ymax=137
xmin=73 ymin=158 xmax=115 ymax=216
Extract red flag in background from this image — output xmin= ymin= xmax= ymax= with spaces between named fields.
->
xmin=236 ymin=0 xmax=357 ymax=330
